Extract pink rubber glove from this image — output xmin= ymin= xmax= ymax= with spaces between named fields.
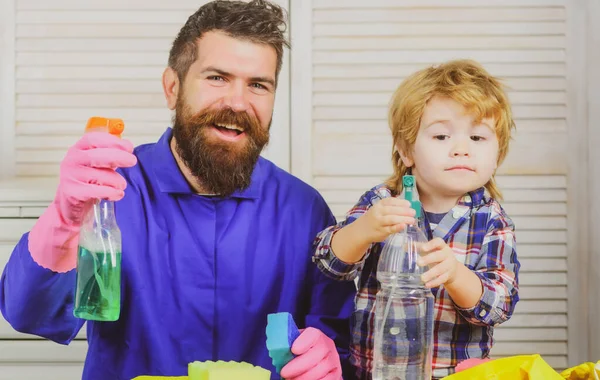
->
xmin=455 ymin=358 xmax=492 ymax=372
xmin=279 ymin=327 xmax=343 ymax=380
xmin=28 ymin=132 xmax=137 ymax=272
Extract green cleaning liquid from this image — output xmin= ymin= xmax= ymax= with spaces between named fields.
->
xmin=74 ymin=246 xmax=122 ymax=321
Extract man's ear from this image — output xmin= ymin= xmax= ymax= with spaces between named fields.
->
xmin=162 ymin=67 xmax=180 ymax=110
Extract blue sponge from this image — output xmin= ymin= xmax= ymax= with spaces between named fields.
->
xmin=266 ymin=312 xmax=301 ymax=374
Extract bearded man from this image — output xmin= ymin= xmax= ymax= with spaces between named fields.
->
xmin=0 ymin=2 xmax=355 ymax=380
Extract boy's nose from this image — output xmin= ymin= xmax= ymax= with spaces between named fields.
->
xmin=451 ymin=140 xmax=470 ymax=157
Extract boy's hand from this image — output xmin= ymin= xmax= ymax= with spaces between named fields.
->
xmin=418 ymin=237 xmax=460 ymax=288
xmin=357 ymin=197 xmax=416 ymax=243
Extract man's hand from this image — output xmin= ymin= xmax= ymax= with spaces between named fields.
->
xmin=279 ymin=327 xmax=342 ymax=380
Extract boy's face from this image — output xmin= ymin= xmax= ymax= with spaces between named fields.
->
xmin=401 ymin=96 xmax=500 ymax=202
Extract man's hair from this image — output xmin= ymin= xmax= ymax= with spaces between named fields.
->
xmin=386 ymin=59 xmax=515 ymax=200
xmin=168 ymin=0 xmax=289 ymax=85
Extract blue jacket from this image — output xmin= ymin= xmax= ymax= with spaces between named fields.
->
xmin=0 ymin=128 xmax=356 ymax=380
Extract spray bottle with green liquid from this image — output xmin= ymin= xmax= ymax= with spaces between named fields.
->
xmin=73 ymin=117 xmax=124 ymax=322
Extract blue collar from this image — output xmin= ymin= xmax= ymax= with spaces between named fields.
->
xmin=151 ymin=128 xmax=263 ymax=199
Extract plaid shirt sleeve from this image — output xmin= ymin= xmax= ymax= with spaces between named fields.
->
xmin=312 ymin=189 xmax=380 ymax=281
xmin=456 ymin=212 xmax=520 ymax=326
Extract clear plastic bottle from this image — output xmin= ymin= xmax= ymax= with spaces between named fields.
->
xmin=73 ymin=117 xmax=124 ymax=322
xmin=373 ymin=175 xmax=434 ymax=380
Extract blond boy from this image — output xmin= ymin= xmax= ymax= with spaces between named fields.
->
xmin=313 ymin=60 xmax=520 ymax=379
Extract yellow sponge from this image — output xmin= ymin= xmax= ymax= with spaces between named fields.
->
xmin=188 ymin=360 xmax=271 ymax=380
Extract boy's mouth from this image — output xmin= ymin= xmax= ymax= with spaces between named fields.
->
xmin=446 ymin=165 xmax=475 ymax=172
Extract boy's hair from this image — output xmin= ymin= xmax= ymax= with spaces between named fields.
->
xmin=386 ymin=59 xmax=515 ymax=200
xmin=168 ymin=0 xmax=289 ymax=85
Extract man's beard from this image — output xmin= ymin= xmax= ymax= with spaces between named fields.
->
xmin=172 ymin=99 xmax=270 ymax=197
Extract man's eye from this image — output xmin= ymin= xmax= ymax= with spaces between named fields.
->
xmin=208 ymin=76 xmax=225 ymax=81
xmin=251 ymin=83 xmax=267 ymax=90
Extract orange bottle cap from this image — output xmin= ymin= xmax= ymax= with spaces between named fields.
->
xmin=85 ymin=116 xmax=124 ymax=138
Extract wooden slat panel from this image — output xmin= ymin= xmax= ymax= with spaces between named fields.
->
xmin=314 ymin=50 xmax=565 ymax=64
xmin=314 ymin=22 xmax=565 ymax=37
xmin=0 ymin=365 xmax=83 ymax=380
xmin=314 ymin=36 xmax=566 ymax=50
xmin=17 ymin=38 xmax=172 ymax=51
xmin=17 ymin=0 xmax=210 ymax=10
xmin=0 ymin=207 xmax=20 ymax=217
xmin=16 ymin=108 xmax=170 ymax=122
xmin=491 ymin=342 xmax=566 ymax=356
xmin=504 ymin=314 xmax=567 ymax=327
xmin=313 ymin=8 xmax=565 ymax=23
xmin=17 ymin=121 xmax=167 ymax=136
xmin=494 ymin=327 xmax=567 ymax=341
xmin=519 ymin=272 xmax=567 ymax=286
xmin=516 ymin=300 xmax=567 ymax=314
xmin=17 ymin=80 xmax=163 ymax=94
xmin=0 ymin=219 xmax=35 ymax=242
xmin=314 ymin=77 xmax=568 ymax=92
xmin=519 ymin=258 xmax=567 ymax=272
xmin=17 ymin=24 xmax=182 ymax=38
xmin=519 ymin=286 xmax=566 ymax=300
xmin=314 ymin=63 xmax=566 ymax=78
xmin=17 ymin=93 xmax=165 ymax=108
xmin=313 ymin=0 xmax=567 ymax=7
xmin=19 ymin=207 xmax=47 ymax=217
xmin=17 ymin=10 xmax=194 ymax=24
xmin=0 ymin=340 xmax=86 ymax=362
xmin=16 ymin=164 xmax=60 ymax=177
xmin=17 ymin=52 xmax=166 ymax=66
xmin=17 ymin=66 xmax=162 ymax=79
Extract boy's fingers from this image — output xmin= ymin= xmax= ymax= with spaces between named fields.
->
xmin=421 ymin=237 xmax=446 ymax=253
xmin=418 ymin=250 xmax=445 ymax=267
xmin=425 ymin=272 xmax=451 ymax=288
xmin=421 ymin=259 xmax=451 ymax=283
xmin=381 ymin=197 xmax=411 ymax=208
xmin=382 ymin=215 xmax=415 ymax=227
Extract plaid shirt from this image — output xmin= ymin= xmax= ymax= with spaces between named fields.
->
xmin=313 ymin=184 xmax=520 ymax=379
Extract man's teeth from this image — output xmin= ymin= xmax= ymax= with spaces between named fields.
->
xmin=215 ymin=123 xmax=243 ymax=132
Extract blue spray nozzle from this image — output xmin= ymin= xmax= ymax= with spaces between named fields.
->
xmin=402 ymin=175 xmax=421 ymax=218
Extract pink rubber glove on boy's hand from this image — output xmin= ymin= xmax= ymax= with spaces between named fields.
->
xmin=28 ymin=132 xmax=137 ymax=272
xmin=279 ymin=327 xmax=343 ymax=380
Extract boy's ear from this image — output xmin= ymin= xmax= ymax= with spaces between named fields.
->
xmin=397 ymin=144 xmax=414 ymax=167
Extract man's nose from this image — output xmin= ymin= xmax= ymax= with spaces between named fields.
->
xmin=222 ymin=82 xmax=250 ymax=113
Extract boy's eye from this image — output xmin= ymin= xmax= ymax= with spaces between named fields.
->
xmin=434 ymin=135 xmax=449 ymax=141
xmin=471 ymin=135 xmax=485 ymax=141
